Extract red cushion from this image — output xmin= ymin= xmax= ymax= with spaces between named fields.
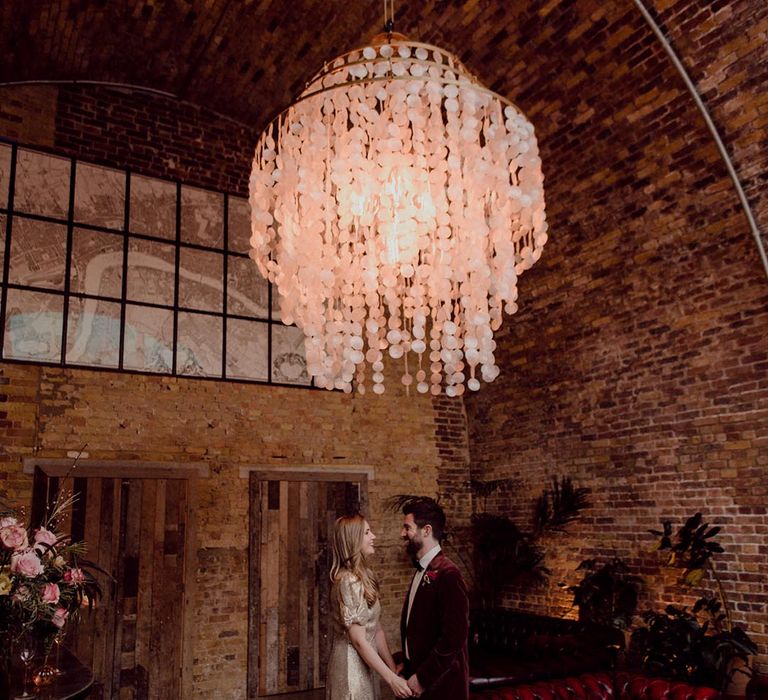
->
xmin=471 ymin=672 xmax=719 ymax=700
xmin=614 ymin=672 xmax=719 ymax=700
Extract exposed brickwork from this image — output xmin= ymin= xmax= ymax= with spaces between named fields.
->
xmin=0 ymin=363 xmax=42 ymax=509
xmin=55 ymin=85 xmax=257 ymax=195
xmin=0 ymin=85 xmax=57 ymax=146
xmin=464 ymin=0 xmax=768 ymax=675
xmin=194 ymin=547 xmax=248 ymax=697
xmin=0 ymin=1 xmax=408 ymax=127
xmin=1 ymin=0 xmax=766 ymax=692
xmin=0 ymin=362 xmax=464 ymax=698
xmin=0 ymin=80 xmax=470 ymax=700
xmin=431 ymin=395 xmax=472 ymax=529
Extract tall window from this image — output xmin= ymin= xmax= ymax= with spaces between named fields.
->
xmin=0 ymin=140 xmax=310 ymax=386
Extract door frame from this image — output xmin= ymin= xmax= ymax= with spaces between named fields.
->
xmin=245 ymin=465 xmax=373 ymax=700
xmin=24 ymin=457 xmax=207 ymax=699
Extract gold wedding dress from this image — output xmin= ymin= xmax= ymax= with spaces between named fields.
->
xmin=325 ymin=572 xmax=381 ymax=700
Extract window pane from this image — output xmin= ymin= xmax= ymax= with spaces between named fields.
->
xmin=181 ymin=185 xmax=223 ymax=247
xmin=177 ymin=312 xmax=222 ymax=377
xmin=14 ymin=149 xmax=70 ymax=218
xmin=127 ymin=238 xmax=176 ymax=306
xmin=226 ymin=318 xmax=268 ymax=381
xmin=3 ymin=288 xmax=63 ymax=362
xmin=8 ymin=217 xmax=67 ymax=290
xmin=130 ymin=174 xmax=176 ymax=240
xmin=0 ymin=143 xmax=11 ymax=209
xmin=70 ymin=228 xmax=123 ymax=298
xmin=228 ymin=196 xmax=250 ymax=253
xmin=66 ymin=297 xmax=120 ymax=367
xmin=271 ymin=324 xmax=310 ymax=385
xmin=123 ymin=304 xmax=174 ymax=373
xmin=179 ymin=247 xmax=223 ymax=312
xmin=228 ymin=255 xmax=268 ymax=318
xmin=74 ymin=162 xmax=125 ymax=229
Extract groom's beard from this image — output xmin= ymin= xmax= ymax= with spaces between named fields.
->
xmin=404 ymin=537 xmax=421 ymax=560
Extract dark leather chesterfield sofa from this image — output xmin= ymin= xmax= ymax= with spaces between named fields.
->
xmin=470 ymin=671 xmax=720 ymax=700
xmin=469 ymin=608 xmax=625 ymax=690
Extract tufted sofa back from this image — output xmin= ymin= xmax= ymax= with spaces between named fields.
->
xmin=614 ymin=672 xmax=720 ymax=700
xmin=470 ymin=672 xmax=720 ymax=700
xmin=469 ymin=609 xmax=624 ymax=657
xmin=469 ymin=609 xmax=624 ymax=690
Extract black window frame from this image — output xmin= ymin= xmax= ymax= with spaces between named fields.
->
xmin=0 ymin=137 xmax=314 ymax=390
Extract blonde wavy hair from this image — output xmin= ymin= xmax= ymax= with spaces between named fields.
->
xmin=330 ymin=514 xmax=379 ymax=606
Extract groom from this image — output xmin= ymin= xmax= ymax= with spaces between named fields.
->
xmin=398 ymin=497 xmax=469 ymax=700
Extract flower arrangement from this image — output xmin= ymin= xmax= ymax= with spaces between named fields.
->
xmin=0 ymin=488 xmax=102 ymax=649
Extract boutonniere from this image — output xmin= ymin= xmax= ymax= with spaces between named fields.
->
xmin=421 ymin=570 xmax=438 ymax=587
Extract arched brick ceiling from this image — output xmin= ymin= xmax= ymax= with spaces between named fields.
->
xmin=1 ymin=0 xmax=765 ymax=238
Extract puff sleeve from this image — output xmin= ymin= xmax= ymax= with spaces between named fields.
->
xmin=337 ymin=574 xmax=369 ymax=628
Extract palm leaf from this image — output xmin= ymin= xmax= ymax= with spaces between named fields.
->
xmin=535 ymin=476 xmax=590 ymax=533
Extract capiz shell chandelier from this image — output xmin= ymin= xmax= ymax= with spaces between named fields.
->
xmin=249 ymin=30 xmax=547 ymax=396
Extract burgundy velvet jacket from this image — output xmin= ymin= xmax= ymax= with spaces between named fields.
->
xmin=400 ymin=551 xmax=470 ymax=700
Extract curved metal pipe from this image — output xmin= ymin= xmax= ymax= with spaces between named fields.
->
xmin=4 ymin=16 xmax=766 ymax=283
xmin=0 ymin=78 xmax=250 ymax=136
xmin=633 ymin=0 xmax=768 ymax=281
xmin=0 ymin=79 xmax=177 ymax=99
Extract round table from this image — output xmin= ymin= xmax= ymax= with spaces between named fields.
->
xmin=7 ymin=646 xmax=93 ymax=700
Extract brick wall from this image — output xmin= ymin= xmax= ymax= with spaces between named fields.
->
xmin=1 ymin=0 xmax=766 ymax=691
xmin=0 ymin=84 xmax=471 ymax=698
xmin=0 ymin=85 xmax=57 ymax=145
xmin=54 ymin=85 xmax=256 ymax=195
xmin=464 ymin=0 xmax=768 ymax=673
xmin=0 ymin=362 xmax=466 ymax=698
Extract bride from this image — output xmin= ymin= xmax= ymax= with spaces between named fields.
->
xmin=326 ymin=514 xmax=413 ymax=699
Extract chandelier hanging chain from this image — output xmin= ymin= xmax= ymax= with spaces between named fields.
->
xmin=383 ymin=0 xmax=395 ymax=34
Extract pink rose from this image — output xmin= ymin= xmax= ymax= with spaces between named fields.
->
xmin=51 ymin=607 xmax=69 ymax=628
xmin=0 ymin=516 xmax=18 ymax=528
xmin=42 ymin=582 xmax=60 ymax=604
xmin=34 ymin=528 xmax=58 ymax=549
xmin=0 ymin=523 xmax=29 ymax=551
xmin=10 ymin=550 xmax=44 ymax=578
xmin=63 ymin=568 xmax=86 ymax=585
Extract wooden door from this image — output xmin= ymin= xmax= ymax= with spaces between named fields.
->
xmin=31 ymin=467 xmax=190 ymax=700
xmin=248 ymin=472 xmax=367 ymax=700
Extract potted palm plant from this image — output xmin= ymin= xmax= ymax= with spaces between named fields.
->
xmin=469 ymin=475 xmax=589 ymax=607
xmin=628 ymin=513 xmax=757 ymax=692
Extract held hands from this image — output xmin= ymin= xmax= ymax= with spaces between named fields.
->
xmin=388 ymin=672 xmax=414 ymax=698
xmin=407 ymin=674 xmax=424 ymax=697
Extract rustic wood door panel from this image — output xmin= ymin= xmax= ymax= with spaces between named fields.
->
xmin=32 ymin=470 xmax=189 ymax=700
xmin=248 ymin=473 xmax=366 ymax=700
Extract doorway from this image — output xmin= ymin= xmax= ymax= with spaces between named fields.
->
xmin=247 ymin=469 xmax=369 ymax=700
xmin=28 ymin=459 xmax=203 ymax=699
